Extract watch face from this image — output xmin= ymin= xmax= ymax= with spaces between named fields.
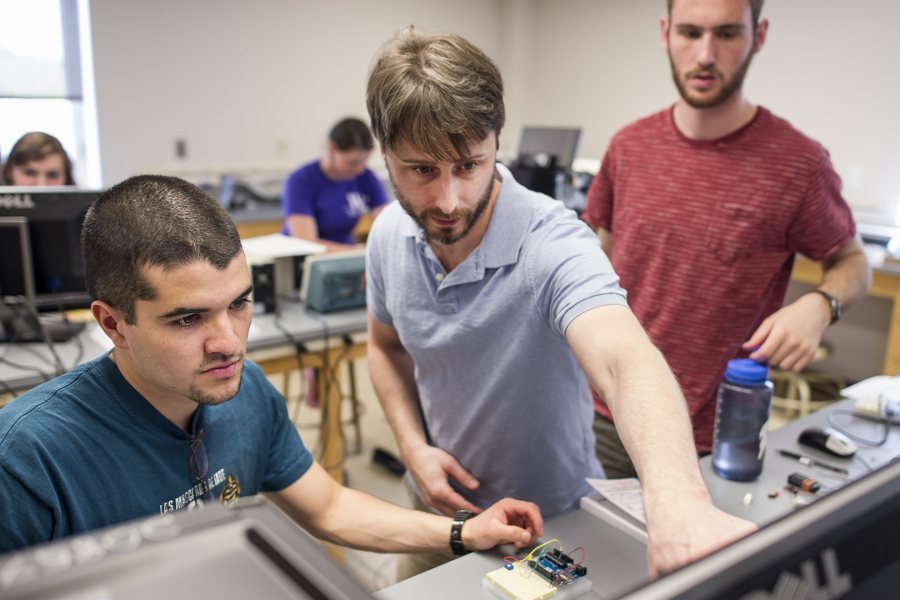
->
xmin=827 ymin=296 xmax=840 ymax=322
xmin=815 ymin=290 xmax=840 ymax=324
xmin=450 ymin=510 xmax=474 ymax=555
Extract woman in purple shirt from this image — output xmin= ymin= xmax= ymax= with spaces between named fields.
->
xmin=283 ymin=118 xmax=389 ymax=405
xmin=282 ymin=117 xmax=388 ymax=251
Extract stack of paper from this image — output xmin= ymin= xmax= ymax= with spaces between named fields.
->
xmin=241 ymin=233 xmax=325 ymax=260
xmin=580 ymin=478 xmax=648 ymax=542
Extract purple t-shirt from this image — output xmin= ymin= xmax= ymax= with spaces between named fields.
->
xmin=281 ymin=160 xmax=388 ymax=244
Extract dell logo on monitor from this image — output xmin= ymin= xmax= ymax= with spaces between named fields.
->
xmin=0 ymin=194 xmax=35 ymax=209
xmin=741 ymin=548 xmax=852 ymax=600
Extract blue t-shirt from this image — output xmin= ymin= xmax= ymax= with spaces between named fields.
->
xmin=0 ymin=355 xmax=312 ymax=552
xmin=366 ymin=163 xmax=628 ymax=518
xmin=281 ymin=160 xmax=389 ymax=244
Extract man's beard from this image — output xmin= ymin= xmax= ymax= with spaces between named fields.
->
xmin=393 ymin=172 xmax=495 ymax=245
xmin=190 ymin=357 xmax=244 ymax=405
xmin=669 ymin=50 xmax=754 ymax=109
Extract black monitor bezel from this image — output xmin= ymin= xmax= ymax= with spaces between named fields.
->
xmin=618 ymin=458 xmax=900 ymax=599
xmin=0 ymin=187 xmax=100 ymax=311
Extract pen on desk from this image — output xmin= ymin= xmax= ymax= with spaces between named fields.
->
xmin=777 ymin=449 xmax=849 ymax=475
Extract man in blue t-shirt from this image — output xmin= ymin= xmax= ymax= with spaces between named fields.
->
xmin=0 ymin=175 xmax=542 ymax=555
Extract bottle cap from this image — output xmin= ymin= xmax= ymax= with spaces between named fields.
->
xmin=724 ymin=358 xmax=769 ymax=385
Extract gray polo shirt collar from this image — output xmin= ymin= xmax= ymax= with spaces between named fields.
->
xmin=398 ymin=163 xmax=529 ymax=276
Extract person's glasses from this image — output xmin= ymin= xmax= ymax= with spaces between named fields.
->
xmin=188 ymin=428 xmax=211 ymax=501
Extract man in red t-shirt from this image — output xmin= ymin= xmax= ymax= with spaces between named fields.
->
xmin=582 ymin=0 xmax=871 ymax=477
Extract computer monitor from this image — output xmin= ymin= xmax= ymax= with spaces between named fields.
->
xmin=618 ymin=457 xmax=900 ymax=599
xmin=516 ymin=127 xmax=582 ymax=171
xmin=0 ymin=187 xmax=100 ymax=311
xmin=0 ymin=496 xmax=374 ymax=600
xmin=0 ymin=217 xmax=36 ymax=307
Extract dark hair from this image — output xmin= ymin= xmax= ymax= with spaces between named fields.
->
xmin=2 ymin=131 xmax=75 ymax=185
xmin=367 ymin=26 xmax=504 ymax=161
xmin=329 ymin=117 xmax=375 ymax=152
xmin=81 ymin=175 xmax=243 ymax=323
xmin=667 ymin=0 xmax=765 ymax=30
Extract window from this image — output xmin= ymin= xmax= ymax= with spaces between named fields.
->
xmin=0 ymin=0 xmax=89 ymax=186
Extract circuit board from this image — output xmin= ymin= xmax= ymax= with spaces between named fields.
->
xmin=482 ymin=548 xmax=592 ymax=600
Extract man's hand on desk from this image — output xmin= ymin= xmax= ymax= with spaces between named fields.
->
xmin=462 ymin=498 xmax=544 ymax=552
xmin=644 ymin=494 xmax=757 ymax=578
xmin=404 ymin=444 xmax=481 ymax=516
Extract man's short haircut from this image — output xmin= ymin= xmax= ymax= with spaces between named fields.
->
xmin=81 ymin=175 xmax=243 ymax=323
xmin=667 ymin=0 xmax=765 ymax=30
xmin=329 ymin=117 xmax=375 ymax=152
xmin=366 ymin=26 xmax=504 ymax=161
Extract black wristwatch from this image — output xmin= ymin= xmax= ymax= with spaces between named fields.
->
xmin=813 ymin=289 xmax=841 ymax=325
xmin=450 ymin=510 xmax=474 ymax=556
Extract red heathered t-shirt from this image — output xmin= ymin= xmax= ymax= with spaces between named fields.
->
xmin=582 ymin=106 xmax=856 ymax=452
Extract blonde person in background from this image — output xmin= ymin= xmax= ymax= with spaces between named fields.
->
xmin=2 ymin=131 xmax=75 ymax=186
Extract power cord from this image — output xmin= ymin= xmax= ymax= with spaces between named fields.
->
xmin=827 ymin=408 xmax=890 ymax=447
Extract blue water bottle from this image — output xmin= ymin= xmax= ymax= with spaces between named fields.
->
xmin=711 ymin=358 xmax=773 ymax=481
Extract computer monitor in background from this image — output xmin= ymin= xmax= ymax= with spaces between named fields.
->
xmin=509 ymin=127 xmax=582 ymax=199
xmin=0 ymin=187 xmax=100 ymax=311
xmin=516 ymin=126 xmax=582 ymax=171
xmin=0 ymin=217 xmax=36 ymax=307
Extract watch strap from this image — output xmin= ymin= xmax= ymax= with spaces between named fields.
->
xmin=812 ymin=289 xmax=840 ymax=325
xmin=450 ymin=510 xmax=474 ymax=556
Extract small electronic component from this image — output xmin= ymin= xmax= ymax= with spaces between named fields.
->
xmin=527 ymin=548 xmax=587 ymax=586
xmin=483 ymin=544 xmax=592 ymax=600
xmin=787 ymin=472 xmax=821 ymax=493
xmin=791 ymin=495 xmax=812 ymax=509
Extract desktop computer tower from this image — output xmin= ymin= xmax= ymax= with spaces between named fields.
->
xmin=251 ymin=262 xmax=276 ymax=314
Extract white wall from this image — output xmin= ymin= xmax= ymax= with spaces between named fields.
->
xmin=523 ymin=0 xmax=900 ymax=223
xmin=87 ymin=0 xmax=502 ymax=185
xmin=86 ymin=0 xmax=900 ymax=222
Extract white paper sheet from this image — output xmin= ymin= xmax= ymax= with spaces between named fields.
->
xmin=241 ymin=233 xmax=325 ymax=259
xmin=585 ymin=477 xmax=646 ymax=524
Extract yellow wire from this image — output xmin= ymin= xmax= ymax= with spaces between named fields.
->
xmin=518 ymin=538 xmax=562 ymax=566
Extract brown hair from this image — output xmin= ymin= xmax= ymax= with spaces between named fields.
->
xmin=330 ymin=117 xmax=374 ymax=152
xmin=81 ymin=175 xmax=242 ymax=323
xmin=667 ymin=0 xmax=765 ymax=30
xmin=366 ymin=27 xmax=504 ymax=161
xmin=2 ymin=131 xmax=75 ymax=185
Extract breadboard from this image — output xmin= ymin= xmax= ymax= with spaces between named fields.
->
xmin=482 ymin=564 xmax=592 ymax=600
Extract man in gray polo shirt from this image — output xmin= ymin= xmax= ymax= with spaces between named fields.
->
xmin=365 ymin=27 xmax=755 ymax=580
